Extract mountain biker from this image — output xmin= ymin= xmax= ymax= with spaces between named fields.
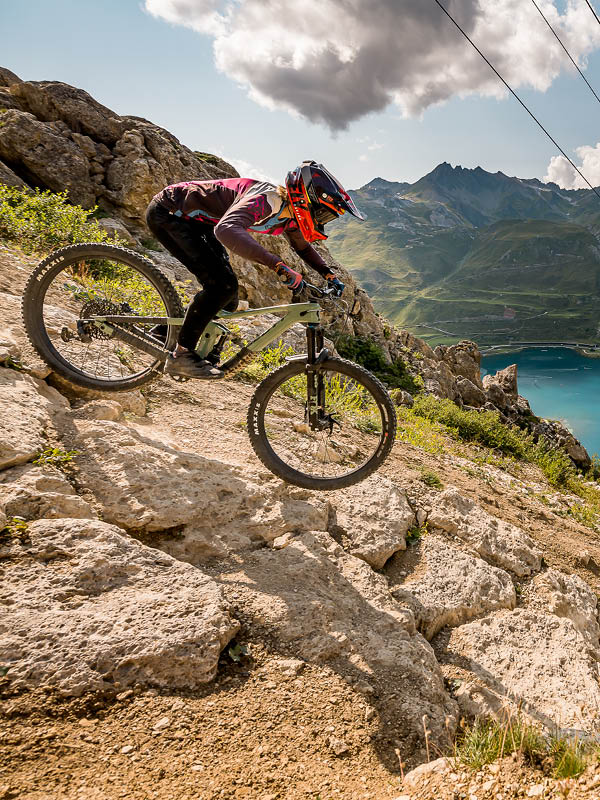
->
xmin=145 ymin=160 xmax=365 ymax=378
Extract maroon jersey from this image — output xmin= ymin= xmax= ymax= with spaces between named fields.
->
xmin=153 ymin=178 xmax=330 ymax=276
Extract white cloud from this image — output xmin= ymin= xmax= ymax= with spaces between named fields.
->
xmin=144 ymin=0 xmax=600 ymax=130
xmin=224 ymin=156 xmax=277 ymax=183
xmin=544 ymin=143 xmax=600 ymax=189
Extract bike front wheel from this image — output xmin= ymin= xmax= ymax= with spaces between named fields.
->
xmin=247 ymin=357 xmax=397 ymax=490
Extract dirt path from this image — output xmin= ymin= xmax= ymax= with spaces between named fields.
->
xmin=3 ymin=243 xmax=600 ymax=799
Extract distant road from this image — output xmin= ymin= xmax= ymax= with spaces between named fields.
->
xmin=480 ymin=341 xmax=600 ymax=355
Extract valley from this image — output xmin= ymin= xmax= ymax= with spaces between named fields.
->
xmin=326 ymin=165 xmax=600 ymax=348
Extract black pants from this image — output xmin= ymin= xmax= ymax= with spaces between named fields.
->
xmin=145 ymin=199 xmax=239 ymax=351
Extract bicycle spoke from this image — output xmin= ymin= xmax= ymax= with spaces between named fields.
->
xmin=40 ymin=255 xmax=170 ymax=382
xmin=256 ymin=366 xmax=386 ymax=481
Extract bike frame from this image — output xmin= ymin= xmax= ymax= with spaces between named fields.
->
xmin=197 ymin=300 xmax=320 ymax=358
xmin=88 ymin=298 xmax=330 ymax=428
xmin=87 ymin=298 xmax=325 ymax=374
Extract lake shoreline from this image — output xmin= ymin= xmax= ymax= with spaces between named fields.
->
xmin=481 ymin=347 xmax=600 ymax=456
xmin=481 ymin=344 xmax=600 ymax=360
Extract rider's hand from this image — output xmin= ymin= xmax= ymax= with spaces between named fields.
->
xmin=276 ymin=262 xmax=304 ymax=291
xmin=326 ymin=272 xmax=345 ymax=297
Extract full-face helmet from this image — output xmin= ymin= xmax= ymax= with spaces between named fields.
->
xmin=285 ymin=160 xmax=365 ymax=242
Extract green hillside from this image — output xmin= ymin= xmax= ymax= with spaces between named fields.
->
xmin=327 ymin=165 xmax=600 ymax=346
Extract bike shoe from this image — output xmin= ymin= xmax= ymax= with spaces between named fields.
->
xmin=164 ymin=351 xmax=224 ymax=379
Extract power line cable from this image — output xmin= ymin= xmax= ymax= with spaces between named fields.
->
xmin=430 ymin=0 xmax=600 ymax=197
xmin=530 ymin=0 xmax=600 ymax=106
xmin=584 ymin=0 xmax=600 ymax=28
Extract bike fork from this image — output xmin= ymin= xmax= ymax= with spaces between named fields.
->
xmin=306 ymin=324 xmax=327 ymax=430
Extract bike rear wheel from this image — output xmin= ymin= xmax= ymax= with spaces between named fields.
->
xmin=22 ymin=243 xmax=184 ymax=391
xmin=247 ymin=357 xmax=396 ymax=490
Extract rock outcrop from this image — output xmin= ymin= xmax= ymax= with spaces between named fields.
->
xmin=0 ymin=517 xmax=238 ymax=695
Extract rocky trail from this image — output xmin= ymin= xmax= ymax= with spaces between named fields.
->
xmin=2 ymin=67 xmax=600 ymax=799
xmin=2 ymin=244 xmax=600 ymax=800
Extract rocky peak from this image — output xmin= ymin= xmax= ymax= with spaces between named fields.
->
xmin=0 ymin=67 xmax=238 ymax=225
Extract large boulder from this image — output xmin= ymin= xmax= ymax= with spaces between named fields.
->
xmin=390 ymin=536 xmax=516 ymax=640
xmin=531 ymin=569 xmax=600 ymax=650
xmin=456 ymin=376 xmax=486 ymax=408
xmin=483 ymin=364 xmax=518 ymax=399
xmin=63 ymin=418 xmax=330 ymax=556
xmin=0 ymin=109 xmax=97 ymax=207
xmin=434 ymin=341 xmax=482 ymax=388
xmin=0 ymin=368 xmax=69 ymax=470
xmin=230 ymin=529 xmax=458 ymax=759
xmin=0 ymin=463 xmax=95 ymax=521
xmin=444 ymin=609 xmax=600 ymax=735
xmin=0 ymin=517 xmax=238 ymax=695
xmin=329 ymin=475 xmax=414 ymax=568
xmin=427 ymin=488 xmax=542 ymax=577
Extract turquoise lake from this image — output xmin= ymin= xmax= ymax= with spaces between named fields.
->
xmin=481 ymin=348 xmax=600 ymax=457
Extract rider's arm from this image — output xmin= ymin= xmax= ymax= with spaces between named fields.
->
xmin=214 ymin=198 xmax=282 ymax=271
xmin=284 ymin=228 xmax=332 ymax=278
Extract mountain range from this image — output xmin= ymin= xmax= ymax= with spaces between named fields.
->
xmin=326 ymin=163 xmax=600 ymax=347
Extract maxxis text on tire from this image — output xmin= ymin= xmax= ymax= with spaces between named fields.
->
xmin=247 ymin=357 xmax=397 ymax=490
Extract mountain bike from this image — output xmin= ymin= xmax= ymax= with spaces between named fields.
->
xmin=22 ymin=243 xmax=396 ymax=490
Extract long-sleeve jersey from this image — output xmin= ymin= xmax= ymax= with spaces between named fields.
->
xmin=152 ymin=178 xmax=331 ymax=277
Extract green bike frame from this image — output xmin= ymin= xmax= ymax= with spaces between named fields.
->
xmin=88 ymin=299 xmax=322 ymax=376
xmin=196 ymin=301 xmax=320 ymax=359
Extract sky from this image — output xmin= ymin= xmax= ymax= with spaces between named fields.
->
xmin=3 ymin=0 xmax=600 ymax=190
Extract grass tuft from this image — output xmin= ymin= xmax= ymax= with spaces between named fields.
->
xmin=455 ymin=715 xmax=592 ymax=780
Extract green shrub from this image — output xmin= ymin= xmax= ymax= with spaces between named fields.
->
xmin=335 ymin=334 xmax=421 ymax=393
xmin=237 ymin=340 xmax=295 ymax=383
xmin=0 ymin=185 xmax=121 ymax=254
xmin=33 ymin=447 xmax=80 ymax=470
xmin=410 ymin=395 xmax=576 ymax=487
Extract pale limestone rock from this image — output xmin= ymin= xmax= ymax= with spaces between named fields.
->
xmin=0 ymin=109 xmax=97 ymax=207
xmin=420 ymin=358 xmax=457 ymax=400
xmin=446 ymin=609 xmax=600 ymax=735
xmin=96 ymin=217 xmax=137 ymax=246
xmin=329 ymin=475 xmax=414 ymax=568
xmin=483 ymin=380 xmax=510 ymax=410
xmin=484 ymin=364 xmax=518 ymax=399
xmin=0 ymin=369 xmax=68 ymax=469
xmin=435 ymin=341 xmax=482 ymax=388
xmin=531 ymin=569 xmax=600 ymax=650
xmin=402 ymin=757 xmax=451 ymax=788
xmin=390 ymin=536 xmax=516 ymax=639
xmin=456 ymin=376 xmax=486 ymax=408
xmin=0 ymin=518 xmax=238 ymax=695
xmin=67 ymin=420 xmax=329 ymax=551
xmin=0 ymin=326 xmax=19 ymax=363
xmin=428 ymin=489 xmax=542 ymax=577
xmin=226 ymin=530 xmax=457 ymax=754
xmin=48 ymin=373 xmax=146 ymax=416
xmin=72 ymin=399 xmax=124 ymax=422
xmin=0 ymin=464 xmax=95 ymax=522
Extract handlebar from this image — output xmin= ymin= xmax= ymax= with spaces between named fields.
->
xmin=300 ymin=281 xmax=336 ymax=299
